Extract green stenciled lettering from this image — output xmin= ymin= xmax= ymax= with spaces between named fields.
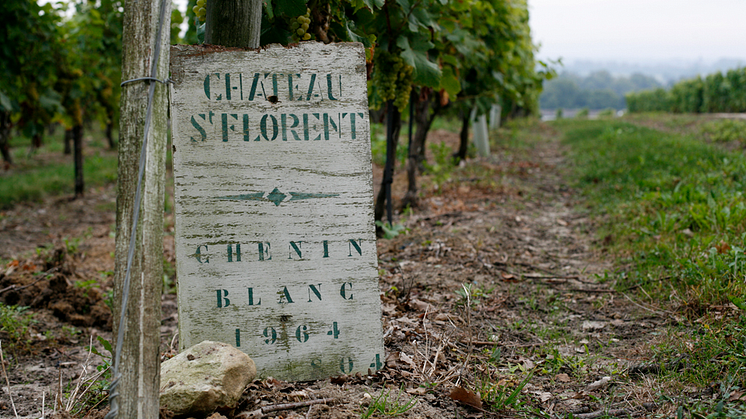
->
xmin=313 ymin=114 xmax=322 ymax=140
xmin=216 ymin=289 xmax=230 ymax=308
xmin=327 ymin=321 xmax=340 ymax=339
xmin=263 ymin=327 xmax=277 ymax=344
xmin=213 ymin=73 xmax=222 ymax=100
xmin=323 ymin=113 xmax=339 ymax=141
xmin=303 ymin=114 xmax=321 ymax=141
xmin=248 ymin=73 xmax=264 ymax=100
xmin=258 ymin=242 xmax=271 ymax=261
xmin=242 ymin=114 xmax=250 ymax=141
xmin=295 ymin=325 xmax=309 ymax=343
xmin=311 ymin=358 xmax=322 ymax=369
xmin=342 ymin=112 xmax=366 ymax=140
xmin=225 ymin=73 xmax=232 ymax=100
xmin=227 ymin=243 xmax=241 ymax=262
xmin=348 ymin=239 xmax=362 ymax=257
xmin=195 ymin=245 xmax=209 ymax=263
xmin=248 ymin=287 xmax=261 ymax=305
xmin=278 ymin=286 xmax=294 ymax=304
xmin=307 ymin=284 xmax=322 ymax=302
xmin=288 ymin=241 xmax=302 ymax=259
xmin=305 ymin=73 xmax=317 ymax=100
xmin=221 ymin=113 xmax=238 ymax=142
xmin=239 ymin=73 xmax=243 ymax=100
xmin=281 ymin=114 xmax=301 ymax=141
xmin=326 ymin=74 xmax=340 ymax=100
xmin=288 ymin=74 xmax=301 ymax=101
xmin=271 ymin=73 xmax=280 ymax=97
xmin=340 ymin=357 xmax=353 ymax=374
xmin=323 ymin=240 xmax=329 ymax=258
xmin=260 ymin=114 xmax=279 ymax=141
xmin=203 ymin=74 xmax=211 ymax=99
xmin=190 ymin=114 xmax=207 ymax=142
xmin=369 ymin=354 xmax=382 ymax=370
xmin=235 ymin=329 xmax=241 ymax=347
xmin=340 ymin=282 xmax=353 ymax=300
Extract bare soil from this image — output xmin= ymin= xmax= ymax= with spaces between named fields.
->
xmin=0 ymin=123 xmax=676 ymax=418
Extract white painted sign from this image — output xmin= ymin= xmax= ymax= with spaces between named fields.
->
xmin=169 ymin=43 xmax=383 ymax=381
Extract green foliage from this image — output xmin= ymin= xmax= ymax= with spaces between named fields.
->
xmin=0 ymin=303 xmax=36 ymax=355
xmin=561 ymin=119 xmax=746 ymax=307
xmin=477 ymin=372 xmax=532 ymax=412
xmin=627 ymin=67 xmax=746 ymax=114
xmin=699 ymin=119 xmax=746 ymax=144
xmin=541 ymin=70 xmax=660 ymax=110
xmin=560 ymin=117 xmax=746 ymax=415
xmin=575 ymin=108 xmax=589 ymax=119
xmin=423 ymin=141 xmax=456 ymax=189
xmin=375 ymin=221 xmax=408 ymax=239
xmin=361 ymin=385 xmax=417 ymax=418
xmin=0 ymin=147 xmax=118 ymax=209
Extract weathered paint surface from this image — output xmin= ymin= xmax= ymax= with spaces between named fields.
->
xmin=169 ymin=43 xmax=383 ymax=381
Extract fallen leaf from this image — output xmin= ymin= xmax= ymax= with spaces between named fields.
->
xmin=556 ymin=373 xmax=572 ymax=383
xmin=399 ymin=352 xmax=416 ymax=369
xmin=449 ymin=386 xmax=483 ymax=409
xmin=729 ymin=390 xmax=746 ymax=402
xmin=586 ymin=376 xmax=611 ymax=391
xmin=716 ymin=241 xmax=731 ymax=254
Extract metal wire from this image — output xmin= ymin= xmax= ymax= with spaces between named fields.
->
xmin=105 ymin=0 xmax=170 ymax=417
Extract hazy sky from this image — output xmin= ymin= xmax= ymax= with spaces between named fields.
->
xmin=529 ymin=0 xmax=746 ymax=64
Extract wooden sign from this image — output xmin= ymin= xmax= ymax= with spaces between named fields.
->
xmin=169 ymin=43 xmax=383 ymax=381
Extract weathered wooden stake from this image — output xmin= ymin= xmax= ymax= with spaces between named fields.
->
xmin=205 ymin=0 xmax=262 ymax=48
xmin=113 ymin=0 xmax=170 ymax=417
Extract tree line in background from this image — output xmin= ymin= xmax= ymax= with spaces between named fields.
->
xmin=0 ymin=0 xmax=182 ymax=193
xmin=539 ymin=70 xmax=661 ymax=110
xmin=1 ymin=0 xmax=550 ymax=224
xmin=626 ymin=67 xmax=746 ymax=113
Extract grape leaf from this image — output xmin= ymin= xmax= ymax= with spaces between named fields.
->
xmin=440 ymin=67 xmax=461 ymax=96
xmin=397 ymin=36 xmax=441 ymax=88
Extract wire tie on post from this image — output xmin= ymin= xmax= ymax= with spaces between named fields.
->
xmin=120 ymin=77 xmax=172 ymax=87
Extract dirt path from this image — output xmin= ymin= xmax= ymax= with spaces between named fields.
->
xmin=0 ymin=123 xmax=671 ymax=418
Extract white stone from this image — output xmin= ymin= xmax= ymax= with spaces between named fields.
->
xmin=160 ymin=341 xmax=256 ymax=416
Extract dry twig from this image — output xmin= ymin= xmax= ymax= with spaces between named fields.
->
xmin=0 ymin=341 xmax=19 ymax=418
xmin=234 ymin=398 xmax=336 ymax=418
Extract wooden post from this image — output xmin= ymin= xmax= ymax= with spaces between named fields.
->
xmin=113 ymin=0 xmax=170 ymax=417
xmin=205 ymin=0 xmax=262 ymax=48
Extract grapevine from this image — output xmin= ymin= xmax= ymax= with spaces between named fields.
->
xmin=371 ymin=50 xmax=413 ymax=111
xmin=289 ymin=9 xmax=312 ymax=42
xmin=193 ymin=0 xmax=206 ymax=23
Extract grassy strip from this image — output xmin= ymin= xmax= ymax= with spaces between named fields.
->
xmin=559 ymin=118 xmax=746 ymax=409
xmin=0 ymin=153 xmax=118 ymax=208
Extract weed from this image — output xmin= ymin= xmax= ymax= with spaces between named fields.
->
xmin=699 ymin=119 xmax=746 ymax=144
xmin=375 ymin=221 xmax=408 ymax=239
xmin=0 ymin=303 xmax=36 ymax=356
xmin=423 ymin=141 xmax=456 ymax=190
xmin=477 ymin=372 xmax=533 ymax=412
xmin=361 ymin=384 xmax=417 ymax=418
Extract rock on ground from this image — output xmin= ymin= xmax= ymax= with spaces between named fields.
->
xmin=160 ymin=341 xmax=256 ymax=416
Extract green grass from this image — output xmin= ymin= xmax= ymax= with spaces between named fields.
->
xmin=0 ymin=124 xmax=118 ymax=208
xmin=556 ymin=118 xmax=746 ymax=413
xmin=559 ymin=120 xmax=746 ymax=309
xmin=0 ymin=153 xmax=118 ymax=208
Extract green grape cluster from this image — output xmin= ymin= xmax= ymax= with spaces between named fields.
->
xmin=372 ymin=51 xmax=413 ymax=111
xmin=193 ymin=0 xmax=207 ymax=23
xmin=290 ymin=9 xmax=312 ymax=42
